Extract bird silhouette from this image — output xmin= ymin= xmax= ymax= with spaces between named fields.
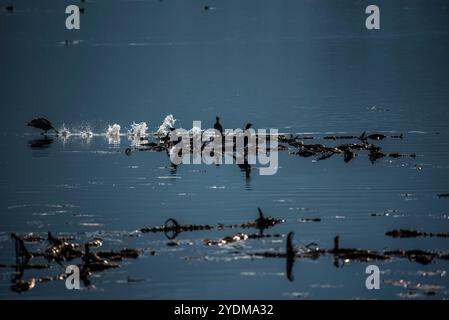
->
xmin=214 ymin=116 xmax=224 ymax=136
xmin=27 ymin=118 xmax=59 ymax=134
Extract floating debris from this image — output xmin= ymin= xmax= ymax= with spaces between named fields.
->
xmin=279 ymin=131 xmax=410 ymax=164
xmin=253 ymin=234 xmax=449 ymax=268
xmin=11 ymin=278 xmax=36 ymax=293
xmin=43 ymin=232 xmax=83 ymax=261
xmin=388 ymin=153 xmax=416 ymax=159
xmin=141 ymin=218 xmax=216 ymax=234
xmin=123 ymin=126 xmax=412 ymax=168
xmin=299 ymin=218 xmax=321 ymax=223
xmin=384 ymin=250 xmax=437 ymax=265
xmin=141 ymin=208 xmax=283 ymax=237
xmin=82 ymin=244 xmax=119 ymax=273
xmin=204 ymin=233 xmax=281 ymax=246
xmin=241 ymin=208 xmax=284 ymax=229
xmin=97 ymin=249 xmax=140 ymax=260
xmin=205 ymin=233 xmax=249 ymax=246
xmin=386 ymin=229 xmax=449 ymax=238
xmin=385 ymin=279 xmax=444 ymax=297
xmin=21 ymin=233 xmax=46 ymax=242
xmin=323 ymin=135 xmax=359 ymax=140
xmin=329 ymin=236 xmax=388 ymax=263
xmin=4 ymin=232 xmax=143 ymax=293
xmin=368 ymin=133 xmax=387 ymax=140
xmin=86 ymin=238 xmax=103 ymax=247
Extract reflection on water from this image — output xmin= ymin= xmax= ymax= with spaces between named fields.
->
xmin=1 ymin=0 xmax=449 ymax=299
xmin=28 ymin=137 xmax=54 ymax=150
xmin=0 ymin=128 xmax=447 ymax=298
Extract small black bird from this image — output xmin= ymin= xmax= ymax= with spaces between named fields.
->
xmin=27 ymin=118 xmax=59 ymax=134
xmin=5 ymin=5 xmax=14 ymax=12
xmin=214 ymin=116 xmax=223 ymax=136
xmin=244 ymin=123 xmax=253 ymax=131
xmin=334 ymin=235 xmax=340 ymax=251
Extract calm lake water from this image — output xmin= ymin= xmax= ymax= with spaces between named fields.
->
xmin=1 ymin=0 xmax=449 ymax=299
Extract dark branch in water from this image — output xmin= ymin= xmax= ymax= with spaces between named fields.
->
xmin=6 ymin=232 xmax=142 ymax=293
xmin=299 ymin=218 xmax=321 ymax=223
xmin=140 ymin=208 xmax=284 ymax=238
xmin=253 ymin=233 xmax=449 ymax=277
xmin=386 ymin=229 xmax=449 ymax=238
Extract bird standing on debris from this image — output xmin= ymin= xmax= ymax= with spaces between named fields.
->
xmin=214 ymin=116 xmax=224 ymax=136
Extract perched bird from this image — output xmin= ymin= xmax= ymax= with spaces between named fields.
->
xmin=242 ymin=123 xmax=253 ymax=148
xmin=27 ymin=118 xmax=59 ymax=134
xmin=334 ymin=235 xmax=340 ymax=251
xmin=214 ymin=116 xmax=223 ymax=136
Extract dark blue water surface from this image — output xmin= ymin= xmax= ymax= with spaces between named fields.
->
xmin=1 ymin=0 xmax=449 ymax=299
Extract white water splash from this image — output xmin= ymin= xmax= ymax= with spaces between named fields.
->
xmin=106 ymin=124 xmax=121 ymax=137
xmin=128 ymin=122 xmax=148 ymax=138
xmin=72 ymin=124 xmax=94 ymax=141
xmin=189 ymin=126 xmax=202 ymax=136
xmin=156 ymin=114 xmax=176 ymax=136
xmin=106 ymin=124 xmax=121 ymax=145
xmin=79 ymin=130 xmax=94 ymax=140
xmin=59 ymin=124 xmax=71 ymax=142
